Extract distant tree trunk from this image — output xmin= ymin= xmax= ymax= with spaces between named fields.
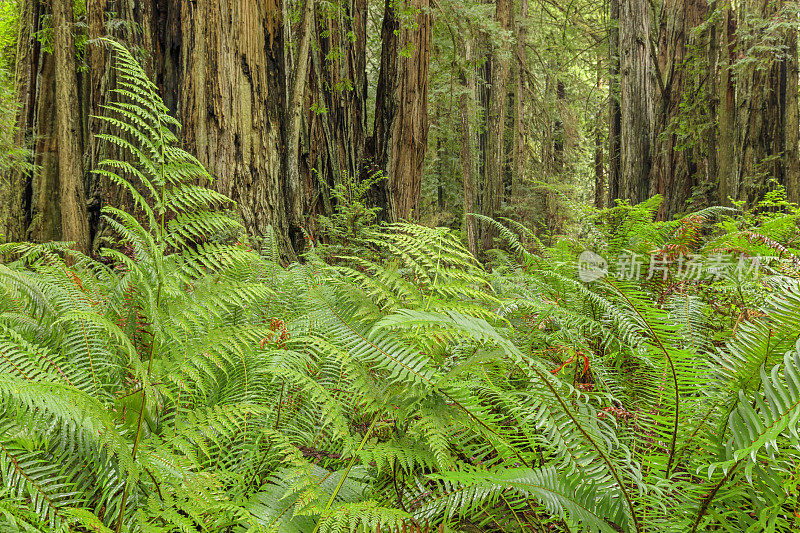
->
xmin=481 ymin=0 xmax=512 ymax=249
xmin=459 ymin=37 xmax=477 ymax=257
xmin=477 ymin=38 xmax=491 ymax=223
xmin=372 ymin=0 xmax=399 ymax=220
xmin=651 ymin=0 xmax=708 ymax=220
xmin=618 ymin=0 xmax=653 ymax=204
xmin=543 ymin=68 xmax=565 ymax=239
xmin=595 ymin=116 xmax=605 ymax=209
xmin=2 ymin=0 xmax=40 ymax=243
xmin=436 ymin=139 xmax=445 ymax=213
xmin=305 ymin=0 xmax=368 ymax=230
xmin=433 ymin=97 xmax=446 ymax=214
xmin=716 ymin=6 xmax=736 ymax=205
xmin=733 ymin=0 xmax=795 ymax=205
xmin=374 ymin=0 xmax=430 ymax=222
xmin=595 ymin=58 xmax=605 ymax=209
xmin=286 ymin=0 xmax=315 ymax=249
xmin=347 ymin=0 xmax=368 ymax=185
xmin=511 ymin=0 xmax=528 ymax=199
xmin=785 ymin=22 xmax=799 ymax=203
xmin=177 ymin=0 xmax=294 ymax=258
xmin=703 ymin=14 xmax=718 ymax=207
xmin=307 ymin=28 xmax=340 ymax=221
xmin=53 ymin=0 xmax=90 ymax=253
xmin=608 ymin=0 xmax=622 ymax=206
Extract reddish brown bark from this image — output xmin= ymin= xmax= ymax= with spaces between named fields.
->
xmin=54 ymin=0 xmax=90 ymax=253
xmin=651 ymin=0 xmax=709 ymax=219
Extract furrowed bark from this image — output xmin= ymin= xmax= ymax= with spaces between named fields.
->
xmin=377 ymin=0 xmax=431 ymax=222
xmin=595 ymin=57 xmax=605 ymax=209
xmin=618 ymin=0 xmax=653 ymax=204
xmin=286 ymin=0 xmax=316 ymax=250
xmin=651 ymin=0 xmax=708 ymax=219
xmin=784 ymin=19 xmax=799 ymax=203
xmin=54 ymin=0 xmax=90 ymax=254
xmin=716 ymin=5 xmax=736 ymax=205
xmin=2 ymin=0 xmax=39 ymax=243
xmin=482 ymin=0 xmax=512 ymax=249
xmin=178 ymin=0 xmax=294 ymax=259
xmin=608 ymin=0 xmax=621 ymax=206
xmin=372 ymin=0 xmax=399 ymax=220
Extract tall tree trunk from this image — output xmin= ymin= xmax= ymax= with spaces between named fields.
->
xmin=2 ymin=0 xmax=40 ymax=243
xmin=545 ymin=78 xmax=567 ymax=238
xmin=608 ymin=0 xmax=622 ymax=206
xmin=372 ymin=0 xmax=399 ymax=220
xmin=54 ymin=0 xmax=90 ymax=253
xmin=86 ymin=0 xmax=106 ymax=178
xmin=481 ymin=0 xmax=512 ymax=249
xmin=784 ymin=21 xmax=799 ymax=203
xmin=436 ymin=138 xmax=445 ymax=213
xmin=543 ymin=70 xmax=565 ymax=240
xmin=308 ymin=36 xmax=340 ymax=218
xmin=477 ymin=37 xmax=491 ymax=231
xmin=307 ymin=0 xmax=368 ymax=229
xmin=374 ymin=0 xmax=431 ymax=222
xmin=178 ymin=0 xmax=294 ymax=259
xmin=286 ymin=0 xmax=315 ymax=250
xmin=1 ymin=0 xmax=65 ymax=245
xmin=703 ymin=12 xmax=718 ymax=207
xmin=651 ymin=0 xmax=708 ymax=219
xmin=716 ymin=5 xmax=736 ymax=205
xmin=511 ymin=0 xmax=528 ymax=200
xmin=459 ymin=37 xmax=478 ymax=257
xmin=31 ymin=55 xmax=60 ymax=244
xmin=733 ymin=0 xmax=795 ymax=205
xmin=595 ymin=58 xmax=605 ymax=209
xmin=433 ymin=97 xmax=446 ymax=214
xmin=618 ymin=0 xmax=654 ymax=204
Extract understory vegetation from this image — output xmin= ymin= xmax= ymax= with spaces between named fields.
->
xmin=2 ymin=43 xmax=800 ymax=533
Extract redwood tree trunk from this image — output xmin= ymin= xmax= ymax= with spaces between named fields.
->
xmin=1 ymin=0 xmax=65 ymax=245
xmin=389 ymin=0 xmax=430 ymax=222
xmin=716 ymin=6 xmax=736 ymax=205
xmin=618 ymin=0 xmax=653 ymax=204
xmin=373 ymin=0 xmax=431 ymax=222
xmin=608 ymin=0 xmax=622 ymax=206
xmin=372 ymin=0 xmax=399 ymax=220
xmin=595 ymin=58 xmax=605 ymax=209
xmin=305 ymin=0 xmax=368 ymax=233
xmin=542 ymin=70 xmax=565 ymax=240
xmin=732 ymin=0 xmax=796 ymax=205
xmin=54 ymin=0 xmax=90 ymax=253
xmin=651 ymin=0 xmax=708 ymax=219
xmin=2 ymin=0 xmax=39 ymax=243
xmin=286 ymin=0 xmax=315 ymax=249
xmin=177 ymin=0 xmax=293 ymax=258
xmin=511 ymin=0 xmax=528 ymax=200
xmin=459 ymin=37 xmax=478 ymax=257
xmin=481 ymin=0 xmax=512 ymax=249
xmin=784 ymin=19 xmax=799 ymax=203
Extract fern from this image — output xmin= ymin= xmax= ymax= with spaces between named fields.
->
xmin=3 ymin=41 xmax=800 ymax=533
